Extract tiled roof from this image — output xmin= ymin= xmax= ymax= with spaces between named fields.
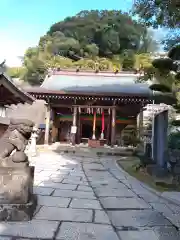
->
xmin=0 ymin=72 xmax=34 ymax=105
xmin=30 ymin=71 xmax=152 ymax=97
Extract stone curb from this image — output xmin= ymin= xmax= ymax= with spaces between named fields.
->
xmin=115 ymin=160 xmax=180 ymax=208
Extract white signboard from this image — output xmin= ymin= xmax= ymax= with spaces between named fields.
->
xmin=71 ymin=126 xmax=77 ymax=134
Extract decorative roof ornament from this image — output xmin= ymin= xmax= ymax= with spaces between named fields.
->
xmin=0 ymin=59 xmax=6 ymax=73
xmin=95 ymin=62 xmax=99 ymax=73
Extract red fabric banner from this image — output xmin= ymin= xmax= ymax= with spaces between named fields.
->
xmin=102 ymin=111 xmax=104 ymax=132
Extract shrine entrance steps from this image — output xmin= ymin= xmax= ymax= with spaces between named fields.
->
xmin=37 ymin=143 xmax=135 ymax=157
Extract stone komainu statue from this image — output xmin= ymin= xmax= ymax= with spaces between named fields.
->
xmin=0 ymin=119 xmax=34 ymax=167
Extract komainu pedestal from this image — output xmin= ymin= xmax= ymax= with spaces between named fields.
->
xmin=0 ymin=119 xmax=37 ymax=221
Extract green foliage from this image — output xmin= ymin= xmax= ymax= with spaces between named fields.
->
xmin=7 ymin=67 xmax=26 ymax=79
xmin=121 ymin=50 xmax=136 ymax=70
xmin=133 ymin=0 xmax=179 ymax=52
xmin=20 ymin=10 xmax=157 ymax=85
xmin=168 ymin=131 xmax=180 ymax=150
xmin=47 ymin=10 xmax=154 ymax=57
xmin=163 ymin=31 xmax=180 ymax=51
xmin=133 ymin=0 xmax=180 ymax=28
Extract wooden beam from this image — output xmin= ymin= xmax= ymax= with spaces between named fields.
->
xmin=51 ymin=104 xmax=72 ymax=108
xmin=72 ymin=105 xmax=116 ymax=109
xmin=71 ymin=106 xmax=77 ymax=145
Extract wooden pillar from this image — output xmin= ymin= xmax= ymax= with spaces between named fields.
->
xmin=100 ymin=110 xmax=105 ymax=140
xmin=76 ymin=112 xmax=81 ymax=144
xmin=52 ymin=109 xmax=58 ymax=143
xmin=92 ymin=110 xmax=97 ymax=140
xmin=138 ymin=110 xmax=143 ymax=139
xmin=71 ymin=106 xmax=77 ymax=145
xmin=111 ymin=107 xmax=116 ymax=147
xmin=44 ymin=104 xmax=51 ymax=145
xmin=107 ymin=113 xmax=111 ymax=145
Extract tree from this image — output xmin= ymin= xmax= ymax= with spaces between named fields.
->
xmin=22 ymin=48 xmax=47 ymax=85
xmin=133 ymin=0 xmax=180 ymax=28
xmin=133 ymin=0 xmax=180 ymax=52
xmin=7 ymin=67 xmax=25 ymax=79
xmin=139 ymin=29 xmax=159 ymax=53
xmin=84 ymin=44 xmax=99 ymax=58
xmin=21 ymin=10 xmax=155 ymax=84
xmin=22 ymin=57 xmax=46 ymax=86
xmin=48 ymin=10 xmax=151 ymax=57
xmin=163 ymin=30 xmax=180 ymax=51
xmin=121 ymin=50 xmax=136 ymax=70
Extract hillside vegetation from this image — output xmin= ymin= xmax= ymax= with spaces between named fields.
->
xmin=8 ymin=10 xmax=157 ymax=85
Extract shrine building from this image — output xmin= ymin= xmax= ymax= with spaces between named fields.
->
xmin=0 ymin=70 xmax=34 ymax=136
xmin=26 ymin=69 xmax=175 ymax=147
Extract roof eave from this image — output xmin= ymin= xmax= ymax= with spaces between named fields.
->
xmin=0 ymin=73 xmax=34 ymax=105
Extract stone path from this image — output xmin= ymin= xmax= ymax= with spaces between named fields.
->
xmin=0 ymin=151 xmax=180 ymax=239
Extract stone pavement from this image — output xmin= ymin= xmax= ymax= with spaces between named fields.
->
xmin=0 ymin=151 xmax=180 ymax=239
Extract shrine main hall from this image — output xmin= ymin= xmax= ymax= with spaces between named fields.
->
xmin=26 ymin=69 xmax=174 ymax=147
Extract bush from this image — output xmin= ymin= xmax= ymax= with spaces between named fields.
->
xmin=168 ymin=131 xmax=180 ymax=149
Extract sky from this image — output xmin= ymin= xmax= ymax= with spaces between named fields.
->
xmin=0 ymin=0 xmax=164 ymax=67
xmin=0 ymin=0 xmax=134 ymax=66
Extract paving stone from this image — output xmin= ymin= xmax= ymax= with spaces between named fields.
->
xmin=86 ymin=173 xmax=113 ymax=178
xmin=56 ymin=170 xmax=70 ymax=174
xmin=149 ymin=203 xmax=174 ymax=215
xmin=161 ymin=192 xmax=180 ymax=205
xmin=83 ymin=163 xmax=106 ymax=170
xmin=38 ymin=181 xmax=77 ymax=190
xmin=164 ymin=212 xmax=180 ymax=229
xmin=88 ymin=177 xmax=118 ymax=182
xmin=137 ymin=192 xmax=165 ymax=203
xmin=33 ymin=186 xmax=54 ymax=195
xmin=94 ymin=210 xmax=111 ymax=224
xmin=53 ymin=189 xmax=96 ymax=199
xmin=56 ymin=222 xmax=119 ymax=240
xmin=117 ymin=230 xmax=158 ymax=240
xmin=63 ymin=176 xmax=82 ymax=181
xmin=37 ymin=195 xmax=71 ymax=207
xmin=29 ymin=152 xmax=180 ymax=239
xmin=153 ymin=226 xmax=180 ymax=240
xmin=0 ymin=220 xmax=59 ymax=238
xmin=70 ymin=199 xmax=102 ymax=209
xmin=37 ymin=172 xmax=53 ymax=177
xmin=168 ymin=203 xmax=180 ymax=214
xmin=34 ymin=175 xmax=50 ymax=181
xmin=100 ymin=197 xmax=152 ymax=209
xmin=77 ymin=185 xmax=93 ymax=192
xmin=69 ymin=170 xmax=84 ymax=174
xmin=62 ymin=179 xmax=89 ymax=185
xmin=0 ymin=237 xmax=12 ymax=240
xmin=107 ymin=210 xmax=172 ymax=228
xmin=35 ymin=206 xmax=92 ymax=222
xmin=50 ymin=173 xmax=67 ymax=178
xmin=94 ymin=187 xmax=135 ymax=197
xmin=91 ymin=181 xmax=126 ymax=189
